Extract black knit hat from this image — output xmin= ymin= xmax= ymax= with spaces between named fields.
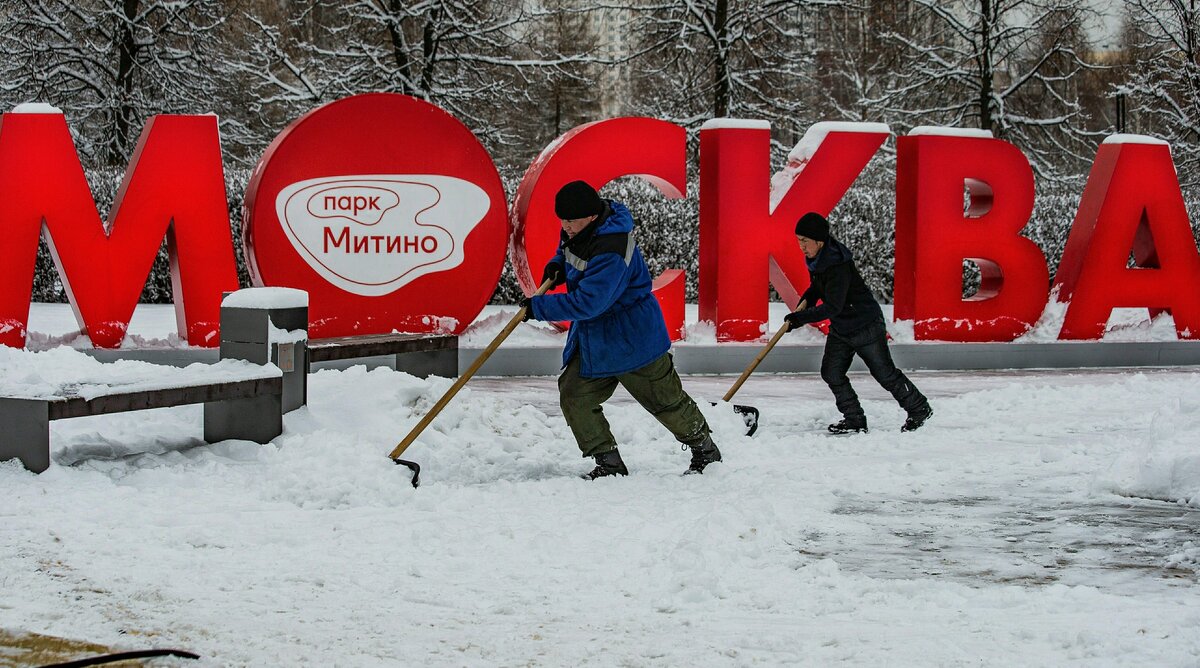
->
xmin=555 ymin=180 xmax=604 ymax=220
xmin=795 ymin=212 xmax=830 ymax=242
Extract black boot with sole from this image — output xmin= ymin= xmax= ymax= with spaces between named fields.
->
xmin=582 ymin=448 xmax=629 ymax=480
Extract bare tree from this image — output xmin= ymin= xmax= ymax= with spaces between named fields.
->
xmin=224 ymin=8 xmax=332 ymax=156
xmin=505 ymin=1 xmax=610 ymax=160
xmin=799 ymin=2 xmax=932 ymax=127
xmin=627 ymin=0 xmax=829 ymax=134
xmin=874 ymin=0 xmax=1099 ymax=179
xmin=0 ymin=0 xmax=227 ymax=166
xmin=230 ymin=1 xmax=616 ymax=165
xmin=1116 ymin=0 xmax=1200 ymax=182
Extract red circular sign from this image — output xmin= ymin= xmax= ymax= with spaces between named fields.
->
xmin=243 ymin=93 xmax=508 ymax=337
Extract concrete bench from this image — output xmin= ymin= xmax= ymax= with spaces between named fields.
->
xmin=2 ymin=288 xmax=309 ymax=474
xmin=0 ymin=372 xmax=283 ymax=474
xmin=1 ymin=288 xmax=459 ymax=473
xmin=307 ymin=333 xmax=457 ymax=378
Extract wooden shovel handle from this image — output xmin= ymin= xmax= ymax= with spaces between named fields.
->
xmin=721 ymin=300 xmax=805 ymax=403
xmin=389 ymin=277 xmax=556 ymax=460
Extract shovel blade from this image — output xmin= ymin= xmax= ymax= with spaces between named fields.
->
xmin=732 ymin=404 xmax=759 ymax=436
xmin=393 ymin=458 xmax=421 ymax=487
xmin=710 ymin=401 xmax=759 ymax=436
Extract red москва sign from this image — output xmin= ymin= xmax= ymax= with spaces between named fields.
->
xmin=0 ymin=93 xmax=1196 ymax=348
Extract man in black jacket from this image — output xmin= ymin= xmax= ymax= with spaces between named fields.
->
xmin=784 ymin=212 xmax=933 ymax=434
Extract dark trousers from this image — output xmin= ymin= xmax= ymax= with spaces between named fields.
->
xmin=558 ymin=352 xmax=710 ymax=458
xmin=821 ymin=320 xmax=928 ymax=421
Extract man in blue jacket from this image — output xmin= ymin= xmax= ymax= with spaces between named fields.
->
xmin=521 ymin=180 xmax=721 ymax=479
xmin=785 ymin=212 xmax=933 ymax=434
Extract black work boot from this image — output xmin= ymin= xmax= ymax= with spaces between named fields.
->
xmin=582 ymin=448 xmax=628 ymax=480
xmin=902 ymin=405 xmax=933 ymax=432
xmin=684 ymin=435 xmax=722 ymax=475
xmin=828 ymin=416 xmax=868 ymax=435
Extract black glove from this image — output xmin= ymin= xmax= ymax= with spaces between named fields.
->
xmin=519 ymin=297 xmax=534 ymax=322
xmin=784 ymin=310 xmax=810 ymax=330
xmin=541 ymin=261 xmax=566 ymax=288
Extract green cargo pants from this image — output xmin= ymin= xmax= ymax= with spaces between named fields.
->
xmin=558 ymin=352 xmax=710 ymax=458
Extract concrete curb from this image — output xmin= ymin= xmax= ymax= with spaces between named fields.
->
xmin=76 ymin=341 xmax=1200 ymax=376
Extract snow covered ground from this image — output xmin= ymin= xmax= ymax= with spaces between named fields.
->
xmin=3 ymin=305 xmax=1200 ymax=666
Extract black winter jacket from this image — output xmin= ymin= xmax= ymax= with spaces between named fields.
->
xmin=791 ymin=238 xmax=883 ymax=336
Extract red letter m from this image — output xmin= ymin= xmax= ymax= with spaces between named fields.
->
xmin=0 ymin=112 xmax=237 ymax=348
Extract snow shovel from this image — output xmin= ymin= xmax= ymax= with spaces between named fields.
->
xmin=389 ymin=277 xmax=557 ymax=487
xmin=719 ymin=300 xmax=805 ymax=436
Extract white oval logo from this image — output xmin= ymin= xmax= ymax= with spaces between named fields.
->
xmin=276 ymin=175 xmax=491 ymax=296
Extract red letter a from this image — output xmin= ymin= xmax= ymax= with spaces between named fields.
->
xmin=1054 ymin=139 xmax=1200 ymax=339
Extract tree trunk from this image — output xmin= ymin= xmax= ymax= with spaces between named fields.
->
xmin=978 ymin=0 xmax=994 ymax=133
xmin=713 ymin=0 xmax=730 ymax=118
xmin=386 ymin=0 xmax=413 ymax=96
xmin=111 ymin=0 xmax=139 ymax=165
xmin=553 ymin=86 xmax=562 ymax=135
xmin=420 ymin=6 xmax=442 ymax=101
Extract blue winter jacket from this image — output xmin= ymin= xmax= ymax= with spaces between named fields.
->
xmin=530 ymin=201 xmax=671 ymax=378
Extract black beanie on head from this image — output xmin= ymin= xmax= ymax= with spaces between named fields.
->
xmin=795 ymin=211 xmax=830 ymax=242
xmin=555 ymin=180 xmax=605 ymax=220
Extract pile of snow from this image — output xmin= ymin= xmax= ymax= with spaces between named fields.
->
xmin=1095 ymin=396 xmax=1200 ymax=507
xmin=1167 ymin=542 xmax=1200 ymax=570
xmin=786 ymin=121 xmax=891 ymax=164
xmin=1015 ymin=292 xmax=1184 ymax=343
xmin=699 ymin=118 xmax=771 ymax=131
xmin=0 ymin=346 xmax=278 ymax=400
xmin=771 ymin=122 xmax=891 ymax=211
xmin=267 ymin=322 xmax=307 ymax=345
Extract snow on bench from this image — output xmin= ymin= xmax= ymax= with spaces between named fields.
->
xmin=0 ymin=347 xmax=283 ymax=473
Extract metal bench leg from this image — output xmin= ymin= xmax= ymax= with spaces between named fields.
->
xmin=0 ymin=399 xmax=51 ymax=473
xmin=203 ymin=393 xmax=283 ymax=444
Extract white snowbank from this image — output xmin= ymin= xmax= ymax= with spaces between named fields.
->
xmin=1094 ymin=395 xmax=1200 ymax=507
xmin=11 ymin=102 xmax=63 ymax=114
xmin=1103 ymin=134 xmax=1169 ymax=146
xmin=700 ymin=118 xmax=771 ymax=131
xmin=1016 ymin=291 xmax=1071 ymax=342
xmin=222 ymin=287 xmax=308 ymax=309
xmin=908 ymin=126 xmax=994 ymax=139
xmin=1017 ymin=290 xmax=1184 ymax=343
xmin=2 ymin=359 xmax=1199 ymax=665
xmin=0 ymin=346 xmax=278 ymax=400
